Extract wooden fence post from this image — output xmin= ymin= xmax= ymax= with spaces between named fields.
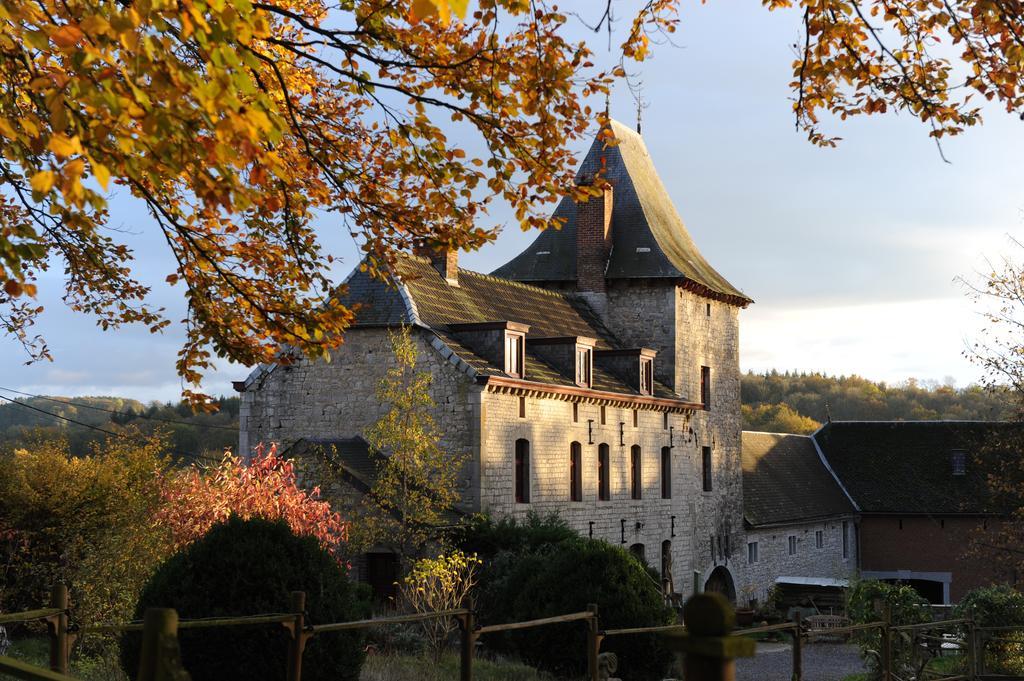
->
xmin=586 ymin=603 xmax=601 ymax=681
xmin=47 ymin=583 xmax=69 ymax=674
xmin=790 ymin=611 xmax=802 ymax=681
xmin=662 ymin=593 xmax=755 ymax=681
xmin=457 ymin=611 xmax=475 ymax=681
xmin=285 ymin=591 xmax=307 ymax=681
xmin=880 ymin=603 xmax=893 ymax=681
xmin=137 ymin=608 xmax=190 ymax=681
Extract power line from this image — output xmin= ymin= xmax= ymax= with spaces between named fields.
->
xmin=0 ymin=386 xmax=239 ymax=431
xmin=0 ymin=395 xmax=221 ymax=463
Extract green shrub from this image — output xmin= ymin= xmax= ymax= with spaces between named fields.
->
xmin=956 ymin=585 xmax=1024 ymax=675
xmin=455 ymin=512 xmax=577 ymax=560
xmin=847 ymin=580 xmax=930 ymax=680
xmin=120 ymin=516 xmax=370 ymax=681
xmin=478 ymin=538 xmax=674 ymax=681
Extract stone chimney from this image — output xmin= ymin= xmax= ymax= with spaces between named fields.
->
xmin=575 ymin=184 xmax=613 ymax=294
xmin=430 ymin=248 xmax=459 ymax=287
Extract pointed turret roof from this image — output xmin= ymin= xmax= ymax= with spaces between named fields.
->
xmin=492 ymin=120 xmax=751 ymax=306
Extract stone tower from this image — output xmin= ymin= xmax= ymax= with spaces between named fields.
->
xmin=493 ymin=120 xmax=752 ymax=597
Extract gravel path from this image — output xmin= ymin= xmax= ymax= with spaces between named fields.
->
xmin=735 ymin=642 xmax=867 ymax=681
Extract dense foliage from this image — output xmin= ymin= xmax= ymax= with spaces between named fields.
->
xmin=847 ymin=580 xmax=931 ymax=680
xmin=121 ymin=516 xmax=370 ymax=681
xmin=459 ymin=514 xmax=672 ymax=681
xmin=742 ymin=371 xmax=1008 ymax=433
xmin=956 ymin=586 xmax=1024 ymax=675
xmin=0 ymin=395 xmax=239 ymax=457
xmin=0 ymin=432 xmax=171 ymax=627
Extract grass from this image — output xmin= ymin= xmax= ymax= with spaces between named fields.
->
xmin=3 ymin=636 xmax=128 ymax=681
xmin=360 ymin=652 xmax=557 ymax=681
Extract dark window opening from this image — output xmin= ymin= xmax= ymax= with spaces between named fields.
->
xmin=747 ymin=542 xmax=758 ymax=564
xmin=661 ymin=540 xmax=673 ymax=592
xmin=661 ymin=446 xmax=671 ymax=499
xmin=630 ymin=543 xmax=646 ymax=565
xmin=700 ymin=366 xmax=711 ymax=410
xmin=630 ymin=445 xmax=642 ymax=500
xmin=702 ymin=446 xmax=712 ymax=492
xmin=632 ymin=409 xmax=638 ymax=428
xmin=815 ymin=530 xmax=824 ymax=549
xmin=518 ymin=395 xmax=526 ymax=418
xmin=600 ymin=405 xmax=606 ymax=425
xmin=640 ymin=358 xmax=654 ymax=395
xmin=952 ymin=450 xmax=967 ymax=476
xmin=663 ymin=412 xmax=669 ymax=430
xmin=364 ymin=552 xmax=398 ymax=603
xmin=570 ymin=442 xmax=582 ymax=502
xmin=706 ymin=302 xmax=711 ymax=317
xmin=598 ymin=444 xmax=610 ymax=501
xmin=788 ymin=536 xmax=797 ymax=555
xmin=573 ymin=402 xmax=578 ymax=423
xmin=842 ymin=520 xmax=849 ymax=559
xmin=515 ymin=439 xmax=530 ymax=503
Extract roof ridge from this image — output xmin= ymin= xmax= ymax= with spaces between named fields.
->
xmin=399 ymin=252 xmax=579 ymax=301
xmin=742 ymin=430 xmax=813 ymax=438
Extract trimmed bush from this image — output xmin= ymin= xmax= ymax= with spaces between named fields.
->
xmin=455 ymin=512 xmax=577 ymax=560
xmin=478 ymin=538 xmax=674 ymax=680
xmin=120 ymin=516 xmax=370 ymax=681
xmin=847 ymin=580 xmax=930 ymax=680
xmin=956 ymin=585 xmax=1024 ymax=675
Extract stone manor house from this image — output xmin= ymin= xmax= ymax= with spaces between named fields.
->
xmin=237 ymin=120 xmax=830 ymax=604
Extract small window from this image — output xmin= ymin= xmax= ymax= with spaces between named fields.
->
xmin=570 ymin=442 xmax=582 ymax=502
xmin=629 ymin=543 xmax=646 ymax=564
xmin=788 ymin=536 xmax=797 ymax=556
xmin=598 ymin=443 xmax=610 ymax=501
xmin=660 ymin=447 xmax=671 ymax=499
xmin=573 ymin=402 xmax=578 ymax=423
xmin=952 ymin=450 xmax=967 ymax=476
xmin=663 ymin=412 xmax=669 ymax=430
xmin=576 ymin=346 xmax=592 ymax=388
xmin=632 ymin=409 xmax=638 ymax=428
xmin=701 ymin=446 xmax=712 ymax=492
xmin=630 ymin=445 xmax=642 ymax=500
xmin=518 ymin=395 xmax=526 ymax=418
xmin=842 ymin=520 xmax=849 ymax=559
xmin=815 ymin=530 xmax=824 ymax=549
xmin=505 ymin=333 xmax=525 ymax=378
xmin=706 ymin=302 xmax=711 ymax=317
xmin=747 ymin=541 xmax=758 ymax=564
xmin=515 ymin=439 xmax=530 ymax=503
xmin=700 ymin=366 xmax=711 ymax=410
xmin=600 ymin=405 xmax=606 ymax=425
xmin=640 ymin=358 xmax=654 ymax=395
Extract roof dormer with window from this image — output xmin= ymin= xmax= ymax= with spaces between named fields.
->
xmin=448 ymin=320 xmax=531 ymax=379
xmin=527 ymin=335 xmax=598 ymax=388
xmin=594 ymin=347 xmax=658 ymax=395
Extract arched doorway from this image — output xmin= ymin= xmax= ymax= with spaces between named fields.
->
xmin=704 ymin=566 xmax=736 ymax=603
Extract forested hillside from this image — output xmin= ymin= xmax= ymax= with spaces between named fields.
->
xmin=0 ymin=394 xmax=240 ymax=458
xmin=741 ymin=371 xmax=1010 ymax=434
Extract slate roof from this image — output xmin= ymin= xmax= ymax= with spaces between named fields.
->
xmin=742 ymin=431 xmax=856 ymax=527
xmin=287 ymin=437 xmax=378 ymax=489
xmin=336 ymin=254 xmax=679 ymax=400
xmin=814 ymin=421 xmax=1022 ymax=515
xmin=491 ymin=120 xmax=751 ymax=306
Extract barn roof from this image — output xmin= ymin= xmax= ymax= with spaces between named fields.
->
xmin=491 ymin=120 xmax=751 ymax=306
xmin=742 ymin=431 xmax=856 ymax=527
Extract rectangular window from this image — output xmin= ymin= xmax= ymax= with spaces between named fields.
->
xmin=842 ymin=520 xmax=849 ymax=559
xmin=815 ymin=530 xmax=824 ymax=549
xmin=518 ymin=395 xmax=526 ymax=419
xmin=660 ymin=447 xmax=671 ymax=499
xmin=630 ymin=445 xmax=642 ymax=500
xmin=505 ymin=333 xmax=524 ymax=378
xmin=576 ymin=346 xmax=592 ymax=388
xmin=570 ymin=442 xmax=582 ymax=502
xmin=640 ymin=358 xmax=654 ymax=395
xmin=700 ymin=366 xmax=711 ymax=410
xmin=952 ymin=450 xmax=967 ymax=476
xmin=701 ymin=446 xmax=712 ymax=492
xmin=663 ymin=412 xmax=669 ymax=430
xmin=747 ymin=541 xmax=758 ymax=564
xmin=598 ymin=444 xmax=610 ymax=501
xmin=600 ymin=405 xmax=606 ymax=425
xmin=573 ymin=402 xmax=579 ymax=423
xmin=788 ymin=536 xmax=797 ymax=556
xmin=706 ymin=302 xmax=711 ymax=317
xmin=515 ymin=439 xmax=530 ymax=503
xmin=632 ymin=409 xmax=638 ymax=428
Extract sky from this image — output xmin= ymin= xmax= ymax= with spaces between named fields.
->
xmin=3 ymin=1 xmax=1023 ymax=402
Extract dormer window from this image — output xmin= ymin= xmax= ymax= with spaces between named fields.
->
xmin=952 ymin=450 xmax=967 ymax=476
xmin=576 ymin=345 xmax=593 ymax=387
xmin=505 ymin=332 xmax=525 ymax=378
xmin=640 ymin=357 xmax=654 ymax=395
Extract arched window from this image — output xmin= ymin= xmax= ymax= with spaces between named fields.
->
xmin=630 ymin=543 xmax=646 ymax=565
xmin=598 ymin=443 xmax=610 ymax=501
xmin=661 ymin=446 xmax=672 ymax=499
xmin=661 ymin=540 xmax=674 ymax=594
xmin=515 ymin=439 xmax=530 ymax=503
xmin=570 ymin=442 xmax=582 ymax=502
xmin=630 ymin=445 xmax=642 ymax=500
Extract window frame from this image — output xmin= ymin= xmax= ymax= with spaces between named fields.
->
xmin=701 ymin=446 xmax=712 ymax=492
xmin=815 ymin=529 xmax=824 ymax=549
xmin=514 ymin=438 xmax=530 ymax=503
xmin=504 ymin=332 xmax=526 ymax=378
xmin=575 ymin=345 xmax=593 ymax=388
xmin=842 ymin=520 xmax=850 ymax=559
xmin=700 ymin=366 xmax=711 ymax=410
xmin=660 ymin=446 xmax=671 ymax=499
xmin=788 ymin=535 xmax=797 ymax=556
xmin=951 ymin=449 xmax=967 ymax=476
xmin=598 ymin=443 xmax=610 ymax=501
xmin=570 ymin=441 xmax=583 ymax=502
xmin=640 ymin=357 xmax=654 ymax=395
xmin=630 ymin=445 xmax=642 ymax=500
xmin=747 ymin=541 xmax=758 ymax=564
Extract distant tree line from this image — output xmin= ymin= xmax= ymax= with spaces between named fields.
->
xmin=741 ymin=371 xmax=1009 ymax=434
xmin=0 ymin=395 xmax=240 ymax=458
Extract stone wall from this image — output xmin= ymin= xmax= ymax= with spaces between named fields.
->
xmin=239 ymin=326 xmax=483 ymax=510
xmin=742 ymin=518 xmax=858 ymax=606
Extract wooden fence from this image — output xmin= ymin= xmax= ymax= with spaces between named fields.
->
xmin=3 ymin=586 xmax=1022 ymax=681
